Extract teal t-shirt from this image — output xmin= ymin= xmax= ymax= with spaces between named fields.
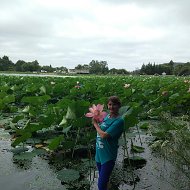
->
xmin=95 ymin=114 xmax=124 ymax=164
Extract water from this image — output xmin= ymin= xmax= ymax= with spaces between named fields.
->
xmin=0 ymin=127 xmax=189 ymax=190
xmin=0 ymin=129 xmax=65 ymax=190
xmin=0 ymin=73 xmax=76 ymax=78
xmin=90 ymin=131 xmax=190 ymax=190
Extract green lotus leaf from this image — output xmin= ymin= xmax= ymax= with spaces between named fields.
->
xmin=48 ymin=135 xmax=64 ymax=150
xmin=59 ymin=116 xmax=67 ymax=125
xmin=40 ymin=85 xmax=46 ymax=94
xmin=13 ymin=152 xmax=37 ymax=160
xmin=3 ymin=95 xmax=15 ymax=104
xmin=21 ymin=95 xmax=51 ymax=105
xmin=10 ymin=147 xmax=29 ymax=154
xmin=22 ymin=105 xmax=30 ymax=113
xmin=11 ymin=132 xmax=32 ymax=147
xmin=12 ymin=115 xmax=24 ymax=123
xmin=57 ymin=169 xmax=80 ymax=183
xmin=66 ymin=106 xmax=76 ymax=119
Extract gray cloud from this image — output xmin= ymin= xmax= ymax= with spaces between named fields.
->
xmin=0 ymin=0 xmax=190 ymax=71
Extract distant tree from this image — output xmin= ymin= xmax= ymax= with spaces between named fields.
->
xmin=21 ymin=62 xmax=30 ymax=72
xmin=140 ymin=61 xmax=174 ymax=75
xmin=75 ymin=64 xmax=83 ymax=70
xmin=2 ymin=55 xmax=9 ymax=60
xmin=83 ymin=64 xmax=90 ymax=69
xmin=140 ymin=63 xmax=146 ymax=74
xmin=89 ymin=60 xmax=108 ymax=74
xmin=75 ymin=64 xmax=89 ymax=70
xmin=116 ymin=69 xmax=129 ymax=74
xmin=0 ymin=55 xmax=14 ymax=71
xmin=146 ymin=62 xmax=153 ymax=75
xmin=24 ymin=60 xmax=41 ymax=72
xmin=109 ymin=68 xmax=129 ymax=75
xmin=15 ymin=60 xmax=41 ymax=72
xmin=41 ymin=65 xmax=55 ymax=72
xmin=109 ymin=68 xmax=118 ymax=74
xmin=174 ymin=62 xmax=190 ymax=76
xmin=162 ymin=64 xmax=172 ymax=75
xmin=31 ymin=60 xmax=41 ymax=72
xmin=131 ymin=68 xmax=140 ymax=75
xmin=15 ymin=60 xmax=26 ymax=71
xmin=169 ymin=60 xmax=174 ymax=66
xmin=55 ymin=66 xmax=68 ymax=73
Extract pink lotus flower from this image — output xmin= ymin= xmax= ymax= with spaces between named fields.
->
xmin=85 ymin=104 xmax=107 ymax=122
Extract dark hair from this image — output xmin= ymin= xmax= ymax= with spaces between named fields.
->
xmin=108 ymin=96 xmax=121 ymax=108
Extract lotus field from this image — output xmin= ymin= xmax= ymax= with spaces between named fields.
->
xmin=0 ymin=75 xmax=190 ymax=189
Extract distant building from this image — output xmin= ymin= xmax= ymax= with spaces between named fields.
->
xmin=54 ymin=70 xmax=67 ymax=73
xmin=68 ymin=69 xmax=89 ymax=74
xmin=162 ymin=72 xmax=166 ymax=76
xmin=76 ymin=69 xmax=89 ymax=74
xmin=68 ymin=69 xmax=76 ymax=74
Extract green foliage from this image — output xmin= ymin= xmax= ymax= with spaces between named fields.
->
xmin=12 ymin=115 xmax=24 ymax=123
xmin=0 ymin=75 xmax=189 ymax=156
xmin=140 ymin=61 xmax=190 ymax=76
xmin=89 ymin=60 xmax=109 ymax=74
xmin=0 ymin=56 xmax=14 ymax=71
xmin=13 ymin=152 xmax=37 ymax=160
xmin=48 ymin=135 xmax=64 ymax=150
xmin=139 ymin=123 xmax=149 ymax=130
xmin=0 ymin=74 xmax=190 ymax=188
xmin=11 ymin=132 xmax=32 ymax=147
xmin=149 ymin=113 xmax=190 ymax=178
xmin=3 ymin=95 xmax=15 ymax=104
xmin=10 ymin=147 xmax=29 ymax=154
xmin=21 ymin=95 xmax=51 ymax=105
xmin=65 ymin=106 xmax=76 ymax=119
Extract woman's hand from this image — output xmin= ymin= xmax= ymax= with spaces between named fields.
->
xmin=92 ymin=118 xmax=109 ymax=139
xmin=92 ymin=118 xmax=98 ymax=127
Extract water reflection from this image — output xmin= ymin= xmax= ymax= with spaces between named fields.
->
xmin=1 ymin=126 xmax=190 ymax=190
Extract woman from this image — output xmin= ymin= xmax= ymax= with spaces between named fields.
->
xmin=92 ymin=96 xmax=124 ymax=190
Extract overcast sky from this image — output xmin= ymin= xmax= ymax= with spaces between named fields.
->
xmin=0 ymin=0 xmax=190 ymax=71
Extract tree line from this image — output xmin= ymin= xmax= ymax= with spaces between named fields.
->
xmin=139 ymin=60 xmax=190 ymax=76
xmin=0 ymin=55 xmax=129 ymax=74
xmin=0 ymin=55 xmax=189 ymax=75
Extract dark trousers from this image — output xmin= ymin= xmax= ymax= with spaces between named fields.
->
xmin=96 ymin=160 xmax=115 ymax=190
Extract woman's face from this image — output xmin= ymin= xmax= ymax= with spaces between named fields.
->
xmin=107 ymin=101 xmax=120 ymax=115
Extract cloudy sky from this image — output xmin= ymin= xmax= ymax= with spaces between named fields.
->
xmin=0 ymin=0 xmax=190 ymax=71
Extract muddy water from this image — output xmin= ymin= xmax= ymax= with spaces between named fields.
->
xmin=0 ymin=128 xmax=189 ymax=190
xmin=0 ymin=129 xmax=65 ymax=190
xmin=90 ymin=130 xmax=190 ymax=190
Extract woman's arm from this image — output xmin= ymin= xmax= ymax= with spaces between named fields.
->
xmin=92 ymin=119 xmax=110 ymax=139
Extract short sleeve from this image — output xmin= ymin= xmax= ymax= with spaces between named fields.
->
xmin=106 ymin=119 xmax=124 ymax=138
